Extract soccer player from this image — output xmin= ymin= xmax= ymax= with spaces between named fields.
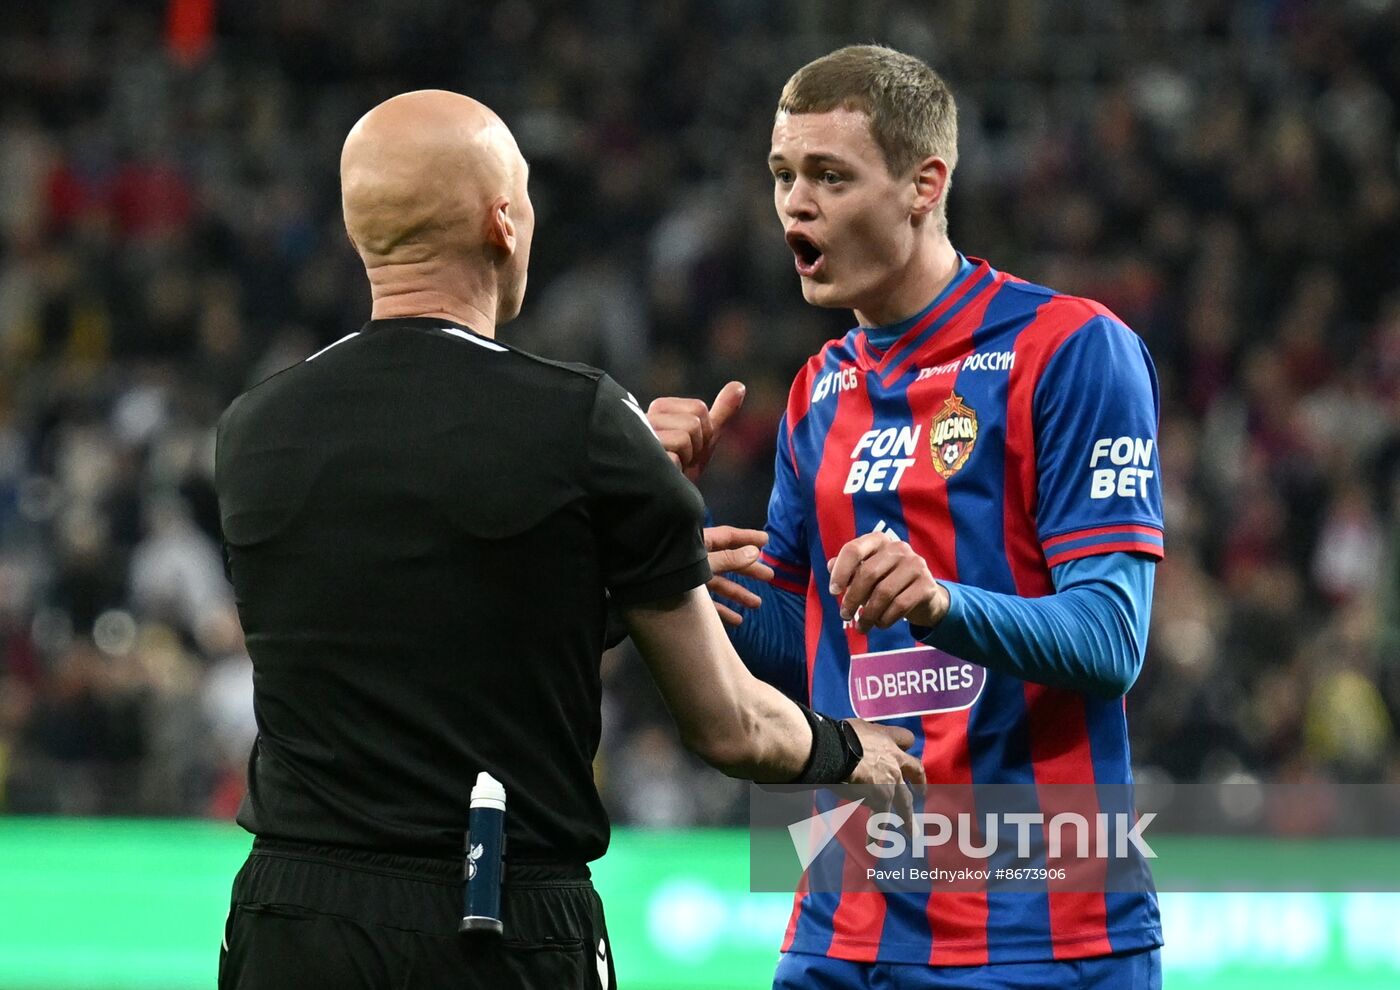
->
xmin=214 ymin=89 xmax=921 ymax=990
xmin=649 ymin=46 xmax=1164 ymax=989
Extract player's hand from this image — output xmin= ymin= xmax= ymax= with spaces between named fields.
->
xmin=827 ymin=533 xmax=951 ymax=633
xmin=648 ymin=381 xmax=746 ymax=483
xmin=844 ymin=719 xmax=925 ymax=826
xmin=704 ymin=526 xmax=774 ymax=626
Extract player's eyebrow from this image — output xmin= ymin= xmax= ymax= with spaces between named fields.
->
xmin=767 ymin=151 xmax=854 ymax=169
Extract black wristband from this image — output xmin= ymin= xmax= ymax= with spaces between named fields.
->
xmin=792 ymin=703 xmax=854 ymax=785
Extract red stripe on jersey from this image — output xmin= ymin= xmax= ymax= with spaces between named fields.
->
xmin=782 ymin=339 xmax=847 ymax=951
xmin=785 ymin=341 xmax=837 ymax=479
xmin=770 ymin=575 xmax=808 ymax=596
xmin=762 ymin=551 xmax=809 ymax=596
xmin=762 ymin=551 xmax=807 ymax=572
xmin=804 ymin=584 xmax=823 ymax=712
xmin=1004 ymin=300 xmax=1113 ymax=958
xmin=810 ymin=362 xmax=886 ymax=955
xmin=1022 ymin=683 xmax=1113 ymax=959
xmin=1045 ymin=539 xmax=1165 ymax=569
xmin=1041 ymin=524 xmax=1163 ymax=549
xmin=879 ymin=266 xmax=1003 ymax=385
xmin=781 ymin=867 xmax=809 ymax=952
xmin=1004 ymin=300 xmax=1114 ymax=596
xmin=897 ymin=284 xmax=993 ymax=966
xmin=827 ymin=803 xmax=885 ymax=962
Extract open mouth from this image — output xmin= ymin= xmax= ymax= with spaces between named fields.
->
xmin=786 ymin=231 xmax=825 ymax=278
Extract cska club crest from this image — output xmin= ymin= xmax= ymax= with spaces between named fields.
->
xmin=930 ymin=393 xmax=978 ymax=479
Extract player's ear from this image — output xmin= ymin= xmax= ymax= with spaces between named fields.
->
xmin=485 ymin=196 xmax=517 ymax=257
xmin=910 ymin=155 xmax=950 ymax=219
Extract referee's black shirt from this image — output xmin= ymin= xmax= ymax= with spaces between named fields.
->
xmin=215 ymin=317 xmax=711 ymax=865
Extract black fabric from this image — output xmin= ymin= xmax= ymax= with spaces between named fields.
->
xmin=215 ymin=318 xmax=709 ymax=864
xmin=791 ymin=705 xmax=850 ymax=785
xmin=218 ymin=841 xmax=615 ymax=990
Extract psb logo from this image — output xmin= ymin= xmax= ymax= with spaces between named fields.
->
xmin=467 ymin=842 xmax=484 ymax=880
xmin=930 ymin=393 xmax=978 ymax=479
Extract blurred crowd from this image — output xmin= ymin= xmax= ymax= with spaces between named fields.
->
xmin=0 ymin=0 xmax=1397 ymax=828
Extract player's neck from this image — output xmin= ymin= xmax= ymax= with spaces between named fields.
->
xmin=364 ymin=258 xmax=499 ymax=337
xmin=853 ymin=236 xmax=960 ymax=329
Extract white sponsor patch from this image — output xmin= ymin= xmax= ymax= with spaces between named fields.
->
xmin=915 ymin=351 xmax=1014 ymax=381
xmin=844 ymin=426 xmax=920 ymax=494
xmin=812 ymin=366 xmax=860 ymax=403
xmin=1088 ymin=436 xmax=1155 ymax=499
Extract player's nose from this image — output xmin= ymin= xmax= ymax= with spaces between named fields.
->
xmin=781 ymin=178 xmax=818 ymax=219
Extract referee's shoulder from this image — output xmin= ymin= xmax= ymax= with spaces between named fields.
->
xmin=217 ymin=352 xmax=311 ymax=435
xmin=218 ymin=330 xmax=615 ymax=435
xmin=491 ymin=339 xmax=611 ymax=388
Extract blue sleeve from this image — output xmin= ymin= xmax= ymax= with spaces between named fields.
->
xmin=913 ymin=552 xmax=1154 ymax=699
xmin=762 ymin=413 xmax=812 ymax=595
xmin=711 ymin=411 xmax=810 ymax=702
xmin=1033 ymin=316 xmax=1165 ymax=567
xmin=720 ymin=574 xmax=808 ymax=704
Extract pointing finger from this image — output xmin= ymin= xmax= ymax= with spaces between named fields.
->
xmin=709 ymin=381 xmax=747 ymax=433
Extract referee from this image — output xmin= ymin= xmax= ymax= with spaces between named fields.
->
xmin=214 ymin=91 xmax=922 ymax=990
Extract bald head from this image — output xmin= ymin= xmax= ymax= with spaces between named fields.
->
xmin=341 ymin=91 xmax=534 ymax=328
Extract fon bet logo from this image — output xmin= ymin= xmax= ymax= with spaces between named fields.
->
xmin=930 ymin=393 xmax=978 ymax=479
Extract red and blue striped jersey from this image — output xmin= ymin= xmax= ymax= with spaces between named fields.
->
xmin=764 ymin=258 xmax=1165 ymax=965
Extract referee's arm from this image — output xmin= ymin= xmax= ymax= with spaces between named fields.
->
xmin=589 ymin=374 xmax=919 ymax=792
xmin=625 ymin=587 xmax=922 ymax=808
xmin=623 ymin=587 xmax=829 ymax=782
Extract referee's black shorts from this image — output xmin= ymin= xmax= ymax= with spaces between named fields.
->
xmin=218 ymin=838 xmax=616 ymax=990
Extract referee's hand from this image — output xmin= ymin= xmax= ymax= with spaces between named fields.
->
xmin=648 ymin=380 xmax=746 ymax=482
xmin=845 ymin=719 xmax=925 ymax=826
xmin=705 ymin=526 xmax=774 ymax=626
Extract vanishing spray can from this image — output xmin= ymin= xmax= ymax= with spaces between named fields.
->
xmin=460 ymin=771 xmax=506 ymax=935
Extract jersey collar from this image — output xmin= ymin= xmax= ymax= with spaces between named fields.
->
xmin=851 ymin=257 xmax=997 ymax=377
xmin=360 ymin=316 xmax=490 ymax=340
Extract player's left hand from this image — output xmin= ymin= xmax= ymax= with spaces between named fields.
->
xmin=705 ymin=526 xmax=775 ymax=626
xmin=827 ymin=533 xmax=951 ymax=633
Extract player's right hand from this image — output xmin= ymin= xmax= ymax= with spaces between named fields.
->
xmin=845 ymin=719 xmax=925 ymax=826
xmin=647 ymin=380 xmax=746 ymax=482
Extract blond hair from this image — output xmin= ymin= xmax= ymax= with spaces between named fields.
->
xmin=778 ymin=45 xmax=958 ymax=225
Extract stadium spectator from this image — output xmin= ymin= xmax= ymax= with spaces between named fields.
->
xmin=0 ymin=0 xmax=1395 ymax=834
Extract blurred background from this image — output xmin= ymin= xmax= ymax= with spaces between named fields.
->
xmin=0 ymin=0 xmax=1398 ymax=987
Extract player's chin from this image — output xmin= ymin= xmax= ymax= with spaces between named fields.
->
xmin=799 ymin=276 xmax=851 ymax=309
